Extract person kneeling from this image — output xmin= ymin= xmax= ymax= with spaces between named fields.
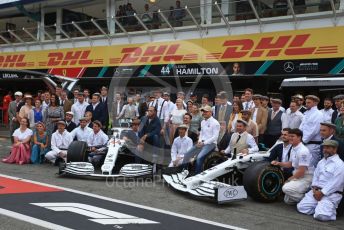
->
xmin=87 ymin=120 xmax=109 ymax=167
xmin=297 ymin=140 xmax=344 ymax=221
xmin=272 ymin=128 xmax=314 ymax=205
xmin=169 ymin=124 xmax=193 ymax=167
xmin=45 ymin=121 xmax=73 ymax=164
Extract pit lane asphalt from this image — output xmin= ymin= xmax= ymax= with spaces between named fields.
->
xmin=0 ymin=137 xmax=343 ymax=230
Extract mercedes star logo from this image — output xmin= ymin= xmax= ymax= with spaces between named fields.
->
xmin=284 ymin=62 xmax=295 ymax=73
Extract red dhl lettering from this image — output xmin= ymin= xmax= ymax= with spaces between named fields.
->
xmin=221 ymin=34 xmax=317 ymax=59
xmin=47 ymin=50 xmax=93 ymax=66
xmin=0 ymin=54 xmax=27 ymax=68
xmin=120 ymin=44 xmax=183 ymax=64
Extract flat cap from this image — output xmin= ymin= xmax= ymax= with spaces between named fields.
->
xmin=56 ymin=120 xmax=66 ymax=126
xmin=320 ymin=122 xmax=336 ymax=129
xmin=252 ymin=94 xmax=263 ymax=99
xmin=178 ymin=124 xmax=189 ymax=129
xmin=305 ymin=95 xmax=320 ymax=102
xmin=66 ymin=111 xmax=74 ymax=116
xmin=271 ymin=98 xmax=282 ymax=104
xmin=177 ymin=91 xmax=185 ymax=95
xmin=261 ymin=95 xmax=269 ymax=100
xmin=79 ymin=117 xmax=87 ymax=121
xmin=24 ymin=94 xmax=33 ymax=99
xmin=130 ymin=119 xmax=141 ymax=125
xmin=163 ymin=92 xmax=170 ymax=96
xmin=14 ymin=91 xmax=23 ymax=96
xmin=200 ymin=105 xmax=212 ymax=112
xmin=77 ymin=92 xmax=84 ymax=96
xmin=236 ymin=119 xmax=248 ymax=126
xmin=333 ymin=94 xmax=344 ymax=100
xmin=321 ymin=140 xmax=339 ymax=148
xmin=292 ymin=94 xmax=304 ymax=100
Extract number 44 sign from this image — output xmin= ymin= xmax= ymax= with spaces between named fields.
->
xmin=31 ymin=203 xmax=159 ymax=226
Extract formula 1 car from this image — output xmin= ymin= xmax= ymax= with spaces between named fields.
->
xmin=163 ymin=143 xmax=285 ymax=204
xmin=58 ymin=124 xmax=154 ymax=179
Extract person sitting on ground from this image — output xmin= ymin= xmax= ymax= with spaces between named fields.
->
xmin=222 ymin=119 xmax=258 ymax=156
xmin=173 ymin=113 xmax=198 ymax=144
xmin=87 ymin=120 xmax=109 ymax=167
xmin=297 ymin=140 xmax=344 ymax=221
xmin=45 ymin=121 xmax=73 ymax=165
xmin=272 ymin=128 xmax=314 ymax=204
xmin=70 ymin=117 xmax=93 ymax=142
xmin=2 ymin=117 xmax=33 ymax=165
xmin=268 ymin=128 xmax=293 ymax=179
xmin=169 ymin=124 xmax=193 ymax=167
xmin=30 ymin=122 xmax=49 ymax=164
xmin=181 ymin=105 xmax=220 ymax=174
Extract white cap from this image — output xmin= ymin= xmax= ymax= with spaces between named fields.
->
xmin=66 ymin=111 xmax=74 ymax=116
xmin=14 ymin=91 xmax=23 ymax=96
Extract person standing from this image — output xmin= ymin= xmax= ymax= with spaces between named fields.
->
xmin=2 ymin=91 xmax=12 ymax=125
xmin=71 ymin=92 xmax=89 ymax=126
xmin=320 ymin=98 xmax=334 ymax=123
xmin=100 ymin=86 xmax=109 ymax=133
xmin=2 ymin=117 xmax=33 ymax=165
xmin=169 ymin=98 xmax=187 ymax=144
xmin=227 ymin=100 xmax=243 ymax=133
xmin=264 ymin=98 xmax=284 ymax=147
xmin=272 ymin=128 xmax=314 ymax=204
xmin=241 ymin=110 xmax=259 ymax=143
xmin=282 ymin=101 xmax=304 ymax=129
xmin=8 ymin=91 xmax=22 ymax=143
xmin=252 ymin=94 xmax=268 ymax=141
xmin=214 ymin=91 xmax=232 ymax=126
xmin=116 ymin=97 xmax=139 ymax=120
xmin=60 ymin=90 xmax=72 ymax=114
xmin=111 ymin=93 xmax=124 ymax=126
xmin=43 ymin=94 xmax=64 ymax=136
xmin=42 ymin=91 xmax=51 ymax=111
xmin=299 ymin=95 xmax=324 ymax=167
xmin=189 ymin=104 xmax=202 ymax=135
xmin=331 ymin=95 xmax=344 ymax=123
xmin=18 ymin=95 xmax=34 ymax=125
xmin=334 ymin=105 xmax=344 ymax=142
xmin=32 ymin=99 xmax=43 ymax=124
xmin=64 ymin=111 xmax=77 ymax=132
xmin=86 ymin=93 xmax=106 ymax=126
xmin=182 ymin=105 xmax=220 ymax=174
xmin=242 ymin=88 xmax=255 ymax=110
xmin=297 ymin=140 xmax=344 ymax=221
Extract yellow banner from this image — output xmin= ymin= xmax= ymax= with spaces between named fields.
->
xmin=0 ymin=26 xmax=343 ymax=69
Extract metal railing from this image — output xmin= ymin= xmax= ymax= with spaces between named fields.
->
xmin=0 ymin=0 xmax=341 ymax=49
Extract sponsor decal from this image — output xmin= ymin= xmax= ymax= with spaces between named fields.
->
xmin=223 ymin=188 xmax=239 ymax=199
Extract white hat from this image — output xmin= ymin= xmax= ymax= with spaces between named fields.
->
xmin=66 ymin=111 xmax=74 ymax=116
xmin=14 ymin=91 xmax=23 ymax=96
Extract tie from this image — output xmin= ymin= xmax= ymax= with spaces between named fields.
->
xmin=245 ymin=102 xmax=249 ymax=110
xmin=236 ymin=134 xmax=241 ymax=144
xmin=271 ymin=111 xmax=277 ymax=120
xmin=219 ymin=105 xmax=225 ymax=121
xmin=287 ymin=146 xmax=292 ymax=161
xmin=61 ymin=101 xmax=64 ymax=106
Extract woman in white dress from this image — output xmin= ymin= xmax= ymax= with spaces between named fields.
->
xmin=169 ymin=98 xmax=187 ymax=144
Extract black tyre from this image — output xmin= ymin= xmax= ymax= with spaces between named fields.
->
xmin=243 ymin=161 xmax=284 ymax=202
xmin=202 ymin=152 xmax=228 ymax=171
xmin=67 ymin=141 xmax=88 ymax=162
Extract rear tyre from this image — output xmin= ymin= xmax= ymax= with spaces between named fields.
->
xmin=243 ymin=161 xmax=284 ymax=202
xmin=67 ymin=141 xmax=88 ymax=162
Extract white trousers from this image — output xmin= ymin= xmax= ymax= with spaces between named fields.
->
xmin=305 ymin=144 xmax=321 ymax=167
xmin=297 ymin=190 xmax=342 ymax=221
xmin=282 ymin=174 xmax=313 ymax=204
xmin=45 ymin=150 xmax=67 ymax=163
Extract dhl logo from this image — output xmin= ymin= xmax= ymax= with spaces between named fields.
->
xmin=219 ymin=34 xmax=337 ymax=59
xmin=47 ymin=50 xmax=94 ymax=66
xmin=0 ymin=54 xmax=28 ymax=68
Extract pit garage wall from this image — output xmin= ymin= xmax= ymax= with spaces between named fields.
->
xmin=1 ymin=26 xmax=344 ymax=79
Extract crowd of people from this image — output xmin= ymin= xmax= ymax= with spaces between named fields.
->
xmin=2 ymin=85 xmax=344 ymax=221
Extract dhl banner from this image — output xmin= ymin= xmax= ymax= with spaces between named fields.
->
xmin=0 ymin=26 xmax=343 ymax=70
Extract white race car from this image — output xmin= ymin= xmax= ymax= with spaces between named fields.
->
xmin=163 ymin=144 xmax=285 ymax=204
xmin=58 ymin=125 xmax=154 ymax=179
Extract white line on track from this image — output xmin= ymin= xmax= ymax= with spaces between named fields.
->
xmin=0 ymin=174 xmax=247 ymax=230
